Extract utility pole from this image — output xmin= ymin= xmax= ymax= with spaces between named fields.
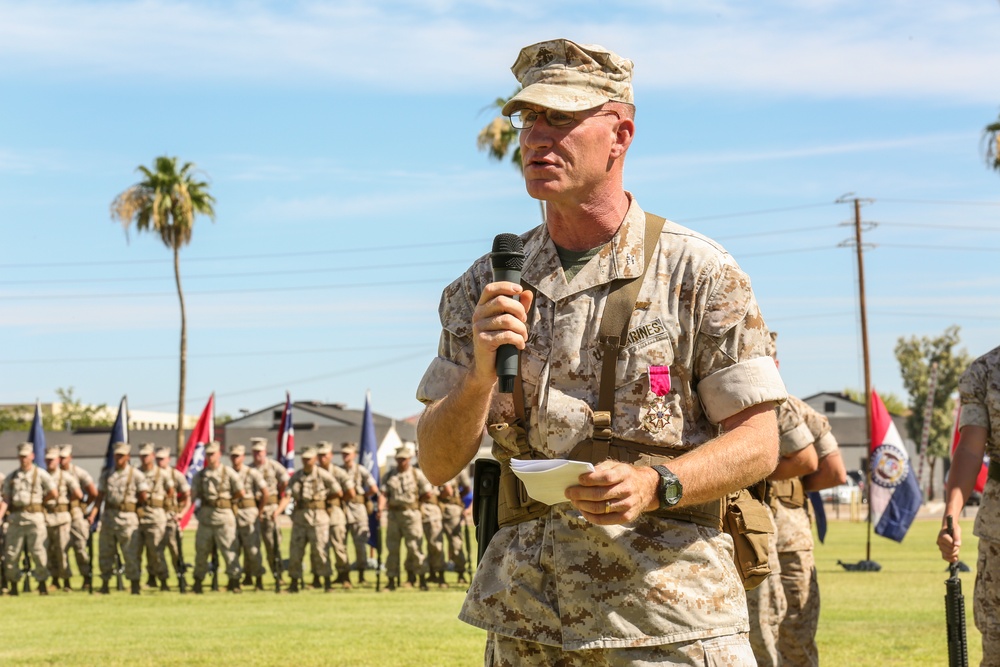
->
xmin=837 ymin=193 xmax=878 ymax=567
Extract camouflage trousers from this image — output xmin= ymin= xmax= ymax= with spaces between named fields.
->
xmin=162 ymin=519 xmax=183 ymax=575
xmin=441 ymin=504 xmax=466 ymax=574
xmin=289 ymin=509 xmax=330 ymax=579
xmin=259 ymin=507 xmax=282 ymax=576
xmin=423 ymin=510 xmax=445 ymax=575
xmin=313 ymin=511 xmax=349 ymax=576
xmin=45 ymin=521 xmax=71 ymax=580
xmin=3 ymin=513 xmax=49 ymax=583
xmin=346 ymin=517 xmax=371 ymax=570
xmin=99 ymin=510 xmax=141 ymax=582
xmin=484 ymin=631 xmax=756 ymax=666
xmin=236 ymin=512 xmax=265 ymax=577
xmin=385 ymin=508 xmax=424 ymax=578
xmin=975 ymin=536 xmax=1000 ymax=666
xmin=777 ymin=549 xmax=819 ymax=667
xmin=193 ymin=518 xmax=241 ymax=580
xmin=139 ymin=511 xmax=169 ymax=579
xmin=747 ymin=508 xmax=785 ymax=667
xmin=67 ymin=511 xmax=92 ymax=578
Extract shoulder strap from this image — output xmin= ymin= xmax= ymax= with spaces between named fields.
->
xmin=594 ymin=212 xmax=666 ymax=458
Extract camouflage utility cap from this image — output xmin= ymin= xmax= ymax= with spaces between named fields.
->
xmin=17 ymin=442 xmax=33 ymax=456
xmin=229 ymin=444 xmax=246 ymax=456
xmin=60 ymin=444 xmax=73 ymax=457
xmin=113 ymin=441 xmax=131 ymax=456
xmin=502 ymin=38 xmax=634 ymax=116
xmin=138 ymin=443 xmax=155 ymax=456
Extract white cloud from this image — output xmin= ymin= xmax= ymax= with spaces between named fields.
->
xmin=0 ymin=1 xmax=998 ymax=101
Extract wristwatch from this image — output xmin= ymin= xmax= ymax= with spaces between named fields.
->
xmin=652 ymin=465 xmax=683 ymax=508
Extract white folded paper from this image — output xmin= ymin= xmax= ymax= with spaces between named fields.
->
xmin=510 ymin=458 xmax=595 ymax=506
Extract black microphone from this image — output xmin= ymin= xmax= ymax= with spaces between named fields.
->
xmin=491 ymin=233 xmax=526 ymax=394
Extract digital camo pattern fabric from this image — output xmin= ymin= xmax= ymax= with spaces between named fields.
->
xmin=417 ymin=196 xmax=786 ymax=649
xmin=961 ymin=345 xmax=1000 ymax=662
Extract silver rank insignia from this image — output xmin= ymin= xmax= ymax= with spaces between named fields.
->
xmin=641 ymin=394 xmax=671 ymax=433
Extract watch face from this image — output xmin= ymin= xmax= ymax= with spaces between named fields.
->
xmin=663 ymin=481 xmax=681 ymax=502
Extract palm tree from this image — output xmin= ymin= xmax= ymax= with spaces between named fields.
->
xmin=110 ymin=156 xmax=216 ymax=454
xmin=476 ymin=88 xmax=523 ymax=172
xmin=986 ymin=115 xmax=1000 ymax=174
xmin=476 ymin=87 xmax=544 ymax=221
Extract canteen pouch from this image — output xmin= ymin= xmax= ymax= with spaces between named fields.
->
xmin=723 ymin=485 xmax=773 ymax=590
xmin=473 ymin=458 xmax=502 ymax=564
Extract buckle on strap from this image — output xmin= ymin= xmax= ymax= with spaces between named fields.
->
xmin=592 ymin=411 xmax=612 ymax=462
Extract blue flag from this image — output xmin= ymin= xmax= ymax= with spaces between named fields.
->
xmin=359 ymin=391 xmax=381 ymax=548
xmin=104 ymin=396 xmax=129 ymax=475
xmin=28 ymin=400 xmax=46 ymax=462
xmin=808 ymin=491 xmax=827 ymax=543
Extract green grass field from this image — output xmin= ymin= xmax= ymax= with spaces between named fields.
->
xmin=0 ymin=517 xmax=982 ymax=666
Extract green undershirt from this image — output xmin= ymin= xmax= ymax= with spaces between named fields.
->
xmin=555 ymin=244 xmax=604 ymax=282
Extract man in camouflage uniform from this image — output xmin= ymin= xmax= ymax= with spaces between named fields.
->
xmin=250 ymin=437 xmax=290 ymax=584
xmin=939 ymin=344 xmax=1000 ymax=665
xmin=96 ymin=441 xmax=150 ymax=595
xmin=137 ymin=443 xmax=173 ymax=591
xmin=315 ymin=441 xmax=353 ymax=588
xmin=156 ymin=447 xmax=191 ymax=592
xmin=381 ymin=443 xmax=433 ymax=591
xmin=191 ymin=441 xmax=245 ymax=593
xmin=342 ymin=442 xmax=380 ymax=584
xmin=416 ymin=39 xmax=785 ymax=664
xmin=60 ymin=444 xmax=98 ymax=592
xmin=230 ymin=444 xmax=268 ymax=591
xmin=439 ymin=469 xmax=472 ymax=584
xmin=0 ymin=471 xmax=7 ymax=593
xmin=2 ymin=443 xmax=57 ymax=595
xmin=44 ymin=448 xmax=82 ymax=592
xmin=420 ymin=476 xmax=445 ymax=587
xmin=287 ymin=446 xmax=340 ymax=592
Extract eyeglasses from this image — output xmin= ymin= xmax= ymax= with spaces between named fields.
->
xmin=508 ymin=108 xmax=620 ymax=130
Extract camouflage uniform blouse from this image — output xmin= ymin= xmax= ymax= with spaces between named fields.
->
xmin=44 ymin=466 xmax=81 ymax=528
xmin=959 ymin=345 xmax=1000 ymax=542
xmin=417 ymin=197 xmax=786 ymax=650
xmin=252 ymin=459 xmax=290 ymax=507
xmin=4 ymin=466 xmax=56 ymax=526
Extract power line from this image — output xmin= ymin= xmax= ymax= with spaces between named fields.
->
xmin=876 ymin=198 xmax=1000 ymax=207
xmin=674 ymin=202 xmax=836 ymax=222
xmin=877 ymin=222 xmax=1000 ymax=232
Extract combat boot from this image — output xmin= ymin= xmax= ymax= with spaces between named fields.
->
xmin=288 ymin=578 xmax=300 ymax=593
xmin=63 ymin=577 xmax=72 ymax=591
xmin=255 ymin=575 xmax=264 ymax=591
xmin=403 ymin=572 xmax=416 ymax=589
xmin=160 ymin=578 xmax=170 ymax=592
xmin=227 ymin=578 xmax=242 ymax=594
xmin=146 ymin=574 xmax=157 ymax=588
xmin=38 ymin=580 xmax=48 ymax=596
xmin=99 ymin=579 xmax=110 ymax=595
xmin=436 ymin=571 xmax=449 ymax=589
xmin=131 ymin=580 xmax=141 ymax=595
xmin=192 ymin=578 xmax=203 ymax=594
xmin=357 ymin=569 xmax=366 ymax=584
xmin=419 ymin=574 xmax=429 ymax=591
xmin=323 ymin=575 xmax=333 ymax=592
xmin=386 ymin=576 xmax=396 ymax=591
xmin=8 ymin=582 xmax=19 ymax=596
xmin=243 ymin=572 xmax=253 ymax=586
xmin=456 ymin=572 xmax=468 ymax=584
xmin=311 ymin=574 xmax=321 ymax=589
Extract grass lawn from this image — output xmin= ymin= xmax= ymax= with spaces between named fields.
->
xmin=0 ymin=518 xmax=982 ymax=666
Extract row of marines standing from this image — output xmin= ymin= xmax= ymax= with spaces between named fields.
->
xmin=1 ymin=437 xmax=471 ymax=595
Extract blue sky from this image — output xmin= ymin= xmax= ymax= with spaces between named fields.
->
xmin=2 ymin=0 xmax=999 ymax=424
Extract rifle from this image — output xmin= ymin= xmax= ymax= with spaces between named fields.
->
xmin=472 ymin=459 xmax=501 ymax=564
xmin=0 ymin=524 xmax=7 ymax=593
xmin=945 ymin=516 xmax=969 ymax=667
xmin=86 ymin=526 xmax=94 ymax=594
xmin=176 ymin=523 xmax=189 ymax=594
xmin=21 ymin=543 xmax=32 ymax=593
xmin=272 ymin=521 xmax=283 ymax=593
xmin=373 ymin=503 xmax=382 ymax=593
xmin=463 ymin=515 xmax=473 ymax=579
xmin=114 ymin=548 xmax=125 ymax=591
xmin=210 ymin=542 xmax=220 ymax=591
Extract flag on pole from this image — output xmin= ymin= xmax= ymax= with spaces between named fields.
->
xmin=28 ymin=400 xmax=46 ymax=463
xmin=277 ymin=391 xmax=295 ymax=472
xmin=808 ymin=491 xmax=827 ymax=543
xmin=950 ymin=400 xmax=989 ymax=494
xmin=869 ymin=389 xmax=922 ymax=542
xmin=104 ymin=396 xmax=129 ymax=475
xmin=359 ymin=391 xmax=381 ymax=548
xmin=176 ymin=394 xmax=214 ymax=530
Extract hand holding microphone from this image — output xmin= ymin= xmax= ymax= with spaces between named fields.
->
xmin=490 ymin=234 xmax=526 ymax=393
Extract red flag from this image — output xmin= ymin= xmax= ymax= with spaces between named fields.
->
xmin=950 ymin=401 xmax=989 ymax=494
xmin=277 ymin=391 xmax=295 ymax=472
xmin=176 ymin=393 xmax=215 ymax=530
